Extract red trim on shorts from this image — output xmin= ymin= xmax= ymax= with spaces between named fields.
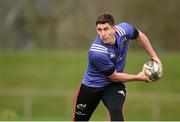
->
xmin=121 ymin=95 xmax=126 ymax=121
xmin=72 ymin=83 xmax=82 ymax=121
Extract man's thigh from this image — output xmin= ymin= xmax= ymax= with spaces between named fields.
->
xmin=102 ymin=83 xmax=126 ymax=121
xmin=73 ymin=84 xmax=103 ymax=121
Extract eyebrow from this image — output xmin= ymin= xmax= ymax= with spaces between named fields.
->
xmin=97 ymin=27 xmax=109 ymax=30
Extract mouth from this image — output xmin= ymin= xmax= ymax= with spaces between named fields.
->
xmin=102 ymin=38 xmax=110 ymax=44
xmin=102 ymin=37 xmax=108 ymax=41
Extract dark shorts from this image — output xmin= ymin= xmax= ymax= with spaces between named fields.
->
xmin=73 ymin=82 xmax=126 ymax=121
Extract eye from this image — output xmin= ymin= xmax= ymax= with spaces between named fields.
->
xmin=104 ymin=27 xmax=110 ymax=31
xmin=97 ymin=28 xmax=102 ymax=32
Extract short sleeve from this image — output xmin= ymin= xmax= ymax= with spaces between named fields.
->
xmin=115 ymin=22 xmax=139 ymax=39
xmin=90 ymin=52 xmax=115 ymax=76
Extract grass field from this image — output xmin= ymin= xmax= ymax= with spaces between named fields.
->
xmin=0 ymin=50 xmax=180 ymax=120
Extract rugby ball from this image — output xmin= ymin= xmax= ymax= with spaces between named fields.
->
xmin=143 ymin=60 xmax=163 ymax=81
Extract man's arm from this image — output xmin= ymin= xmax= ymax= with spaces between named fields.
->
xmin=108 ymin=70 xmax=151 ymax=83
xmin=136 ymin=30 xmax=162 ymax=66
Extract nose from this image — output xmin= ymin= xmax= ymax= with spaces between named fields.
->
xmin=101 ymin=30 xmax=106 ymax=37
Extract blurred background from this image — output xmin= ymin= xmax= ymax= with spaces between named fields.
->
xmin=0 ymin=0 xmax=179 ymax=121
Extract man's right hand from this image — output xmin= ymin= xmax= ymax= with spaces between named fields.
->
xmin=137 ymin=69 xmax=152 ymax=83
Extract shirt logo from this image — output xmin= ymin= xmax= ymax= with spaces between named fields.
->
xmin=117 ymin=56 xmax=123 ymax=62
xmin=121 ymin=37 xmax=128 ymax=47
xmin=110 ymin=53 xmax=116 ymax=59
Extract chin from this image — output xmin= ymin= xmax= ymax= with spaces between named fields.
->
xmin=101 ymin=39 xmax=107 ymax=43
xmin=103 ymin=40 xmax=111 ymax=44
xmin=102 ymin=41 xmax=109 ymax=44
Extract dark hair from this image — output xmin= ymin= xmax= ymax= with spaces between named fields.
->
xmin=96 ymin=13 xmax=115 ymax=26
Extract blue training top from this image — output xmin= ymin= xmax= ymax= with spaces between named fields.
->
xmin=82 ymin=22 xmax=138 ymax=88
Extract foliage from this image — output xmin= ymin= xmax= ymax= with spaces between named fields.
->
xmin=0 ymin=0 xmax=180 ymax=50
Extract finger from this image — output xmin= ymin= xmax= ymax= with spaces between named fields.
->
xmin=145 ymin=77 xmax=154 ymax=83
xmin=146 ymin=80 xmax=153 ymax=83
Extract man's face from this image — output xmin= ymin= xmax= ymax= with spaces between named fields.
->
xmin=96 ymin=23 xmax=116 ymax=44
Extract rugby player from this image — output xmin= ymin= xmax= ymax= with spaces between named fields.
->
xmin=73 ymin=13 xmax=162 ymax=121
